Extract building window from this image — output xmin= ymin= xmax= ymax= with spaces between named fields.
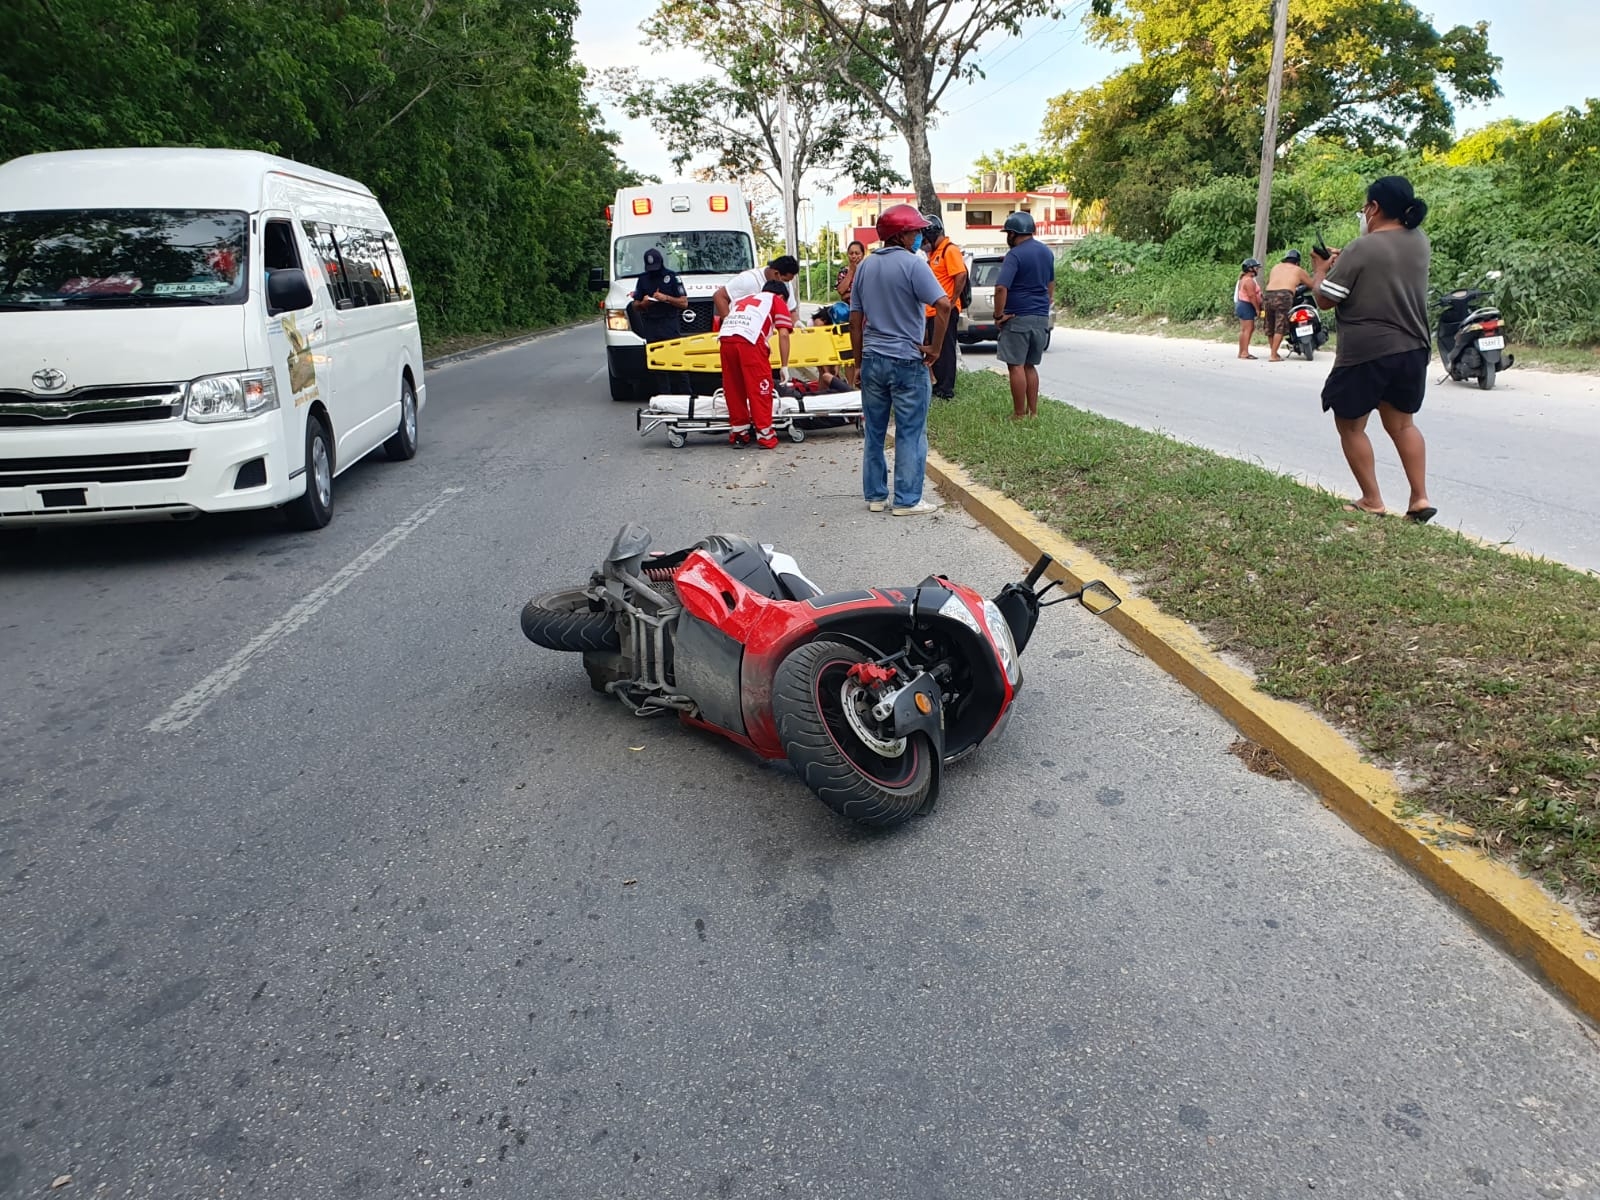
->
xmin=966 ymin=209 xmax=992 ymax=226
xmin=945 ymin=201 xmax=962 ymax=212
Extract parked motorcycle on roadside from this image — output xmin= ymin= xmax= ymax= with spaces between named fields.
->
xmin=519 ymin=525 xmax=1121 ymax=828
xmin=1436 ymin=276 xmax=1514 ymax=390
xmin=1286 ymin=283 xmax=1329 ymax=361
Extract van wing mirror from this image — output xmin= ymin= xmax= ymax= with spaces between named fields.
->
xmin=267 ymin=268 xmax=314 ymax=314
xmin=588 ymin=266 xmax=609 ymax=293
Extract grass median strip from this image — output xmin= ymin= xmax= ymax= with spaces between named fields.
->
xmin=933 ymin=369 xmax=1600 ymax=921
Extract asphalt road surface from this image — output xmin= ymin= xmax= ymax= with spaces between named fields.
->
xmin=965 ymin=329 xmax=1600 ymax=575
xmin=3 ymin=326 xmax=1599 ymax=1199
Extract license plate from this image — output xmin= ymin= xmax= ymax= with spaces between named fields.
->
xmin=1478 ymin=336 xmax=1505 ymax=350
xmin=1296 ymin=326 xmax=1314 ymax=338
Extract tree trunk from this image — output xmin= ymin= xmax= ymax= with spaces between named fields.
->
xmin=906 ymin=118 xmax=938 ymax=216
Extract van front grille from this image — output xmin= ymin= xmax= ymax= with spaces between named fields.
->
xmin=0 ymin=449 xmax=191 ymax=487
xmin=0 ymin=383 xmax=184 ymax=426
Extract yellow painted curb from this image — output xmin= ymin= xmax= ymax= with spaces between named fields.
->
xmin=926 ymin=449 xmax=1600 ymax=1025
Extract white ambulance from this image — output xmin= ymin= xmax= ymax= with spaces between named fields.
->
xmin=0 ymin=147 xmax=424 ymax=531
xmin=592 ymin=182 xmax=756 ymax=403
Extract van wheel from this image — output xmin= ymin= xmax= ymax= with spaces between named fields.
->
xmin=384 ymin=376 xmax=419 ymax=461
xmin=284 ymin=416 xmax=334 ymax=531
xmin=610 ymin=371 xmax=647 ymax=404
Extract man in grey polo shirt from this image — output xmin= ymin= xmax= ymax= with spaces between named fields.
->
xmin=994 ymin=211 xmax=1055 ymax=418
xmin=849 ymin=205 xmax=952 ymax=516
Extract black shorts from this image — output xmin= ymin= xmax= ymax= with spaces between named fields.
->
xmin=1321 ymin=347 xmax=1429 ymax=420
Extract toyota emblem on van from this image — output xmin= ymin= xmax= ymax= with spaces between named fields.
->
xmin=31 ymin=367 xmax=68 ymax=392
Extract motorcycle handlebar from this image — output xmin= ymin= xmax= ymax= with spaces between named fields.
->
xmin=1024 ymin=554 xmax=1053 ymax=588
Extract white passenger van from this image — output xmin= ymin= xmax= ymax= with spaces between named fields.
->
xmin=591 ymin=181 xmax=755 ymax=403
xmin=0 ymin=147 xmax=425 ymax=531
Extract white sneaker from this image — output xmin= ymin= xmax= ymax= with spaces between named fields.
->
xmin=867 ymin=500 xmax=888 ymax=512
xmin=892 ymin=499 xmax=940 ymax=516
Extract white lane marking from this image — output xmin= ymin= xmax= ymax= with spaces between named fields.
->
xmin=585 ymin=366 xmax=606 ymax=382
xmin=147 ymin=487 xmax=464 ymax=733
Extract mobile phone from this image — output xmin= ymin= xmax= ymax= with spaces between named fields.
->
xmin=1311 ymin=231 xmax=1332 ymax=261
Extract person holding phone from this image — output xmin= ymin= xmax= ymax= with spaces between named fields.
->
xmin=1311 ymin=175 xmax=1437 ymax=522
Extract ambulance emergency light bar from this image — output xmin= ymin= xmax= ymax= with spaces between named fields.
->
xmin=612 ymin=196 xmax=735 ymax=219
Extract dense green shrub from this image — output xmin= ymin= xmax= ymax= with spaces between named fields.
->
xmin=0 ymin=0 xmax=635 ymax=344
xmin=1055 ymin=107 xmax=1600 ymax=347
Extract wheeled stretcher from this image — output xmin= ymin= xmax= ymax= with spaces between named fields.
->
xmin=639 ymin=323 xmax=862 ymax=447
xmin=636 ymin=388 xmax=865 ymax=448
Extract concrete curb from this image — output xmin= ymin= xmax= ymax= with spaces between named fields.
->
xmin=423 ymin=321 xmax=588 ymax=371
xmin=925 ymin=448 xmax=1600 ymax=1025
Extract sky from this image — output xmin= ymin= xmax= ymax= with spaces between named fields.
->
xmin=572 ymin=0 xmax=1600 ymax=241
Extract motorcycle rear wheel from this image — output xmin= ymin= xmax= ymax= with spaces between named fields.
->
xmin=773 ymin=637 xmax=934 ymax=828
xmin=520 ymin=588 xmax=622 ymax=653
xmin=1479 ymin=362 xmax=1496 ymax=391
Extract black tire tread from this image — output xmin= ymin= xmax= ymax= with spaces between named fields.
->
xmin=772 ymin=638 xmax=931 ymax=828
xmin=384 ymin=378 xmax=419 ymax=461
xmin=521 ymin=589 xmax=621 ymax=652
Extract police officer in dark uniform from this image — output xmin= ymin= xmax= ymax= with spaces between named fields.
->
xmin=630 ymin=247 xmax=692 ymax=397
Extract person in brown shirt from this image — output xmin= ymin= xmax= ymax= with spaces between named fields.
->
xmin=1262 ymin=250 xmax=1312 ymax=361
xmin=1312 ymin=175 xmax=1437 ymax=522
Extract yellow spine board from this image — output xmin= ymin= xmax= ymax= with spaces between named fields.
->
xmin=646 ymin=325 xmax=853 ymax=373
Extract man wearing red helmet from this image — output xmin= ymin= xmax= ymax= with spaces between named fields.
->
xmin=848 ymin=203 xmax=952 ymax=516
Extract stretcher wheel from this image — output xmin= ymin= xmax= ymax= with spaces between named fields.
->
xmin=667 ymin=430 xmax=687 ymax=449
xmin=788 ymin=424 xmax=806 ymax=444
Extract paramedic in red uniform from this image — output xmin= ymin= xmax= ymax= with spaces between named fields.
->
xmin=718 ymin=280 xmax=794 ymax=448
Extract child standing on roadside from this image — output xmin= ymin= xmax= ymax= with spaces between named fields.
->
xmin=718 ymin=280 xmax=794 ymax=448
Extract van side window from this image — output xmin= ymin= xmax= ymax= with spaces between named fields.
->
xmin=334 ymin=225 xmax=397 ymax=308
xmin=303 ymin=221 xmax=351 ymax=308
xmin=264 ymin=219 xmax=301 ymax=271
xmin=382 ymin=233 xmax=413 ymax=302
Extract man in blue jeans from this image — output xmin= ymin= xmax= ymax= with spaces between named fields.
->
xmin=848 ymin=204 xmax=953 ymax=515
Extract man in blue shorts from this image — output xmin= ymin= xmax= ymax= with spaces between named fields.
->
xmin=993 ymin=211 xmax=1055 ymax=418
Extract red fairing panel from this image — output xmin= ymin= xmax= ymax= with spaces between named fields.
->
xmin=673 ymin=551 xmax=902 ymax=758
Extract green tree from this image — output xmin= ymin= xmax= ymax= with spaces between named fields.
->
xmin=803 ymin=0 xmax=1062 ymax=214
xmin=969 ymin=143 xmax=1072 ymax=190
xmin=1043 ymin=0 xmax=1501 ymax=237
xmin=606 ymin=1 xmax=901 ymax=249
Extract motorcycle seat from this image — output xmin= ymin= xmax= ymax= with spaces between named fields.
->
xmin=692 ymin=535 xmax=825 ymax=602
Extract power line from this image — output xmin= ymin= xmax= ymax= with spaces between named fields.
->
xmin=947 ymin=31 xmax=1071 ymax=116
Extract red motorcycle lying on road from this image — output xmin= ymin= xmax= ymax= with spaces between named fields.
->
xmin=519 ymin=525 xmax=1120 ymax=827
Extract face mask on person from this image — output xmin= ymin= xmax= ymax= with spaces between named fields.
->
xmin=911 ymin=233 xmax=924 ymax=252
xmin=1357 ymin=205 xmax=1371 ymax=236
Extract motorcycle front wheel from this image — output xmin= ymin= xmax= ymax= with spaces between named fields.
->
xmin=772 ymin=637 xmax=934 ymax=828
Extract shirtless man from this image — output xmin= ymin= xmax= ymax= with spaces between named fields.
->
xmin=1262 ymin=250 xmax=1313 ymax=362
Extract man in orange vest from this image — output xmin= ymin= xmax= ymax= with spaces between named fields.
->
xmin=921 ymin=212 xmax=968 ymax=400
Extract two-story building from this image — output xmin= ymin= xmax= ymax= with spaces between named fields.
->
xmin=837 ymin=183 xmax=1099 ymax=255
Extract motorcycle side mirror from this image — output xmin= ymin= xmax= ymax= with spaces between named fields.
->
xmin=1076 ymin=580 xmax=1121 ymax=615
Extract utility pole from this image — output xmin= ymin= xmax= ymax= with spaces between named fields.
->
xmin=778 ymin=82 xmax=797 ymax=260
xmin=1252 ymin=0 xmax=1289 ymax=268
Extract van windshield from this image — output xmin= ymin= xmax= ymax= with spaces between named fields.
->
xmin=615 ymin=231 xmax=753 ymax=278
xmin=0 ymin=209 xmax=250 ymax=309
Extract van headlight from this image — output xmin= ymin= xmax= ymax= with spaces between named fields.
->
xmin=606 ymin=309 xmax=632 ymax=332
xmin=185 ymin=370 xmax=279 ymax=422
xmin=981 ymin=599 xmax=1021 ymax=686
